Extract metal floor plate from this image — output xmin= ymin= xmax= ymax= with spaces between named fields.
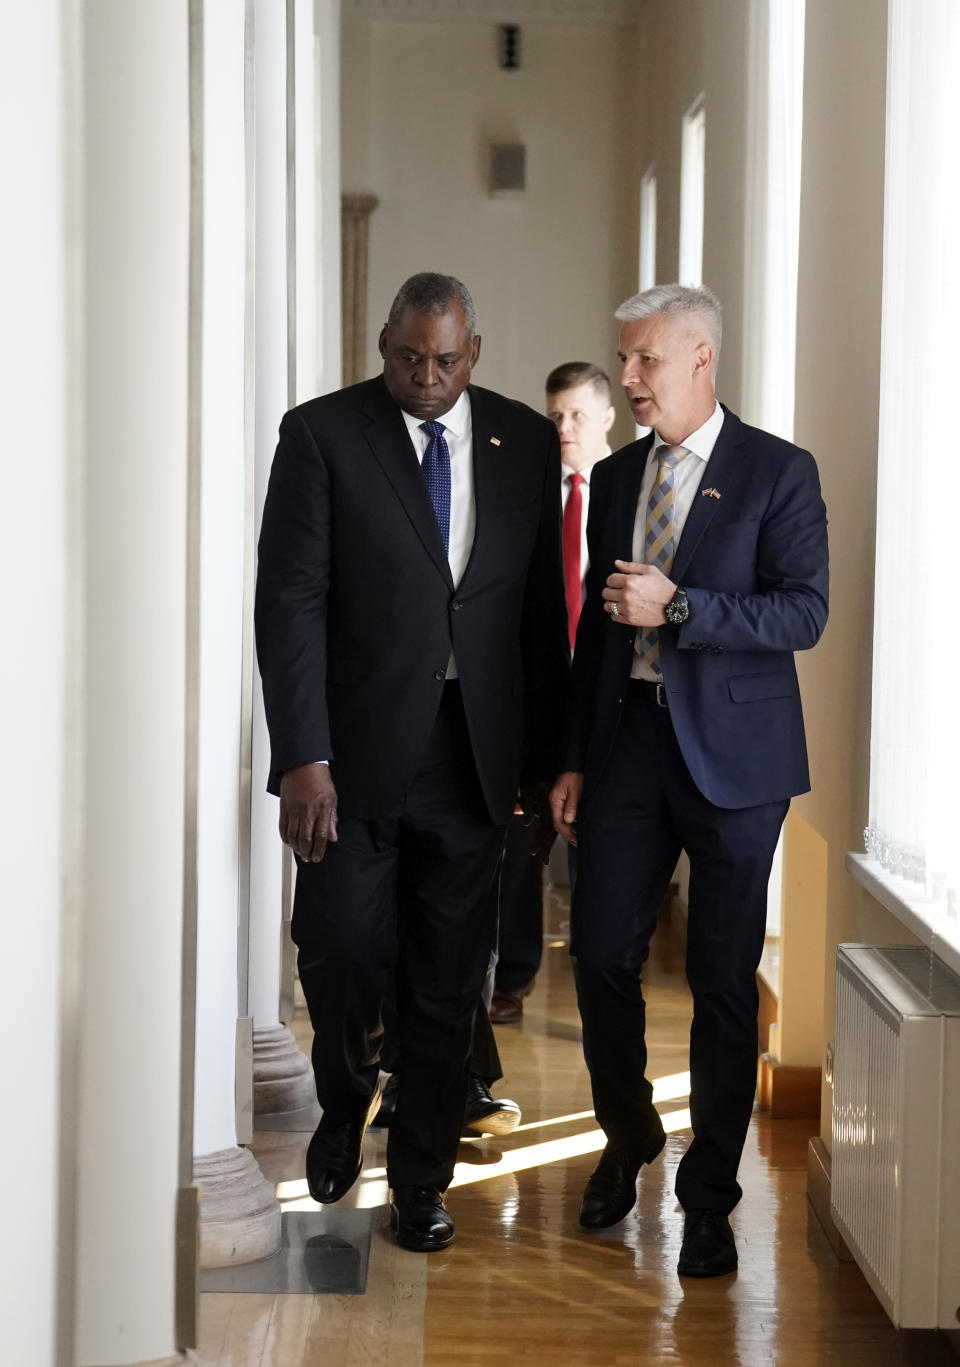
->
xmin=200 ymin=1208 xmax=373 ymax=1295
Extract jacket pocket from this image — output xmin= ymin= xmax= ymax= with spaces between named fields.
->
xmin=727 ymin=671 xmax=795 ymax=703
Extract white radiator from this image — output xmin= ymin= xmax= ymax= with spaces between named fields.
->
xmin=831 ymin=943 xmax=960 ymax=1328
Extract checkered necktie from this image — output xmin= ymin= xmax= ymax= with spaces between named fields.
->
xmin=633 ymin=444 xmax=688 ymax=676
xmin=419 ymin=420 xmax=451 ymax=553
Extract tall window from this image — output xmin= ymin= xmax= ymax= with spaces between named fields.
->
xmin=862 ymin=0 xmax=960 ymax=937
xmin=742 ymin=0 xmax=805 ymax=442
xmin=639 ymin=166 xmax=657 ymax=290
xmin=678 ymin=96 xmax=705 ymax=286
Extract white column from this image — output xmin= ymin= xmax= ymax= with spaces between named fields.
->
xmin=293 ymin=0 xmax=318 ymax=402
xmin=315 ymin=0 xmax=343 ymax=395
xmin=192 ymin=0 xmax=280 ymax=1267
xmin=248 ymin=0 xmax=315 ymax=1113
xmin=74 ymin=4 xmax=191 ymax=1362
xmin=341 ymin=193 xmax=378 ymax=387
xmin=0 ymin=4 xmax=72 ymax=1364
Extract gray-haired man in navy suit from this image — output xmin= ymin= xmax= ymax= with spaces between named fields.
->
xmin=550 ymin=283 xmax=828 ymax=1277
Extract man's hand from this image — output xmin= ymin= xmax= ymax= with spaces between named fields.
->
xmin=518 ymin=781 xmax=558 ymax=864
xmin=549 ymin=771 xmax=584 ymax=846
xmin=603 ymin=560 xmax=675 ymax=627
xmin=279 ymin=763 xmax=338 ymax=862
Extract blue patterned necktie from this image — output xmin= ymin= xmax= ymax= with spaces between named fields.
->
xmin=634 ymin=444 xmax=688 ymax=677
xmin=419 ymin=420 xmax=451 ymax=553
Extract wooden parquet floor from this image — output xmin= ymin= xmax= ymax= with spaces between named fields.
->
xmin=192 ymin=889 xmax=957 ymax=1366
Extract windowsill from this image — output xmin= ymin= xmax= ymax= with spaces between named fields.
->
xmin=845 ymin=852 xmax=960 ymax=979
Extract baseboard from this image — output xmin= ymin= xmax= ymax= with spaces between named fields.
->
xmin=757 ymin=1053 xmax=821 ymax=1118
xmin=176 ymin=1184 xmax=199 ymax=1347
xmin=806 ymin=1136 xmax=854 ymax=1262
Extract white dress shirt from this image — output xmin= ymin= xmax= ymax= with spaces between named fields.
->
xmin=401 ymin=390 xmax=476 ymax=679
xmin=630 ymin=401 xmax=724 ymax=681
xmin=561 ymin=447 xmax=611 ymax=591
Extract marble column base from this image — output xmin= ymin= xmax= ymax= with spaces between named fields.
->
xmin=252 ymin=1022 xmax=316 ymax=1113
xmin=194 ymin=1145 xmax=281 ymax=1268
xmin=119 ymin=1357 xmax=185 ymax=1366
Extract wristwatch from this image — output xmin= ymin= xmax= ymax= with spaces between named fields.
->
xmin=664 ymin=586 xmax=690 ymax=627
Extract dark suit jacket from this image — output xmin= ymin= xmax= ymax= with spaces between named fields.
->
xmin=562 ymin=406 xmax=829 ymax=810
xmin=255 ymin=375 xmax=569 ymax=823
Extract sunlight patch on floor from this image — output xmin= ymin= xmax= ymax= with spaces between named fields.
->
xmin=272 ymin=1074 xmax=692 ymax=1205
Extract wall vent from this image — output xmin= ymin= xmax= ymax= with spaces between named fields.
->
xmin=490 ymin=143 xmax=526 ymax=196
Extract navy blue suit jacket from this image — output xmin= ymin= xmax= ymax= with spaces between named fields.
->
xmin=562 ymin=406 xmax=828 ymax=810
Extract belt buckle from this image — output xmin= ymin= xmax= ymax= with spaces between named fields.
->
xmin=654 ymin=683 xmax=668 ymax=708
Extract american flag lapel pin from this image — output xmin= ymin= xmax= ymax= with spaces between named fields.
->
xmin=701 ymin=487 xmax=722 ymax=499
xmin=490 ymin=436 xmax=502 ymax=446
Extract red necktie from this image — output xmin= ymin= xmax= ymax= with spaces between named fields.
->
xmin=563 ymin=472 xmax=585 ymax=653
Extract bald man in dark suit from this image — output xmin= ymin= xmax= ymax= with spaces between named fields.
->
xmin=256 ymin=272 xmax=568 ymax=1251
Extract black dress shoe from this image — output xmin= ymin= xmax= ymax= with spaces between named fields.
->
xmin=462 ymin=1076 xmax=521 ymax=1136
xmin=677 ymin=1209 xmax=738 ymax=1277
xmin=390 ymin=1185 xmax=456 ymax=1252
xmin=305 ymin=1081 xmax=382 ymax=1205
xmin=579 ymin=1129 xmax=667 ymax=1231
xmin=371 ymin=1072 xmax=398 ymax=1128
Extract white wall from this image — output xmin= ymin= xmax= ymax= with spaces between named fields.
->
xmin=341 ymin=15 xmax=639 ymax=443
xmin=0 ymin=5 xmax=71 ymax=1362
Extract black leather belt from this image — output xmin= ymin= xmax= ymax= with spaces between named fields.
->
xmin=628 ymin=678 xmax=670 ymax=708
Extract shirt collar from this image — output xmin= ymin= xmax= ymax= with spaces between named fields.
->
xmin=400 ymin=388 xmax=472 ymax=443
xmin=562 ymin=446 xmax=611 ymax=485
xmin=653 ymin=401 xmax=724 ymax=464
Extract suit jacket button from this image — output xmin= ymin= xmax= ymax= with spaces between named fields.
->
xmin=434 ymin=669 xmax=446 ymax=680
xmin=451 ymin=600 xmax=463 ymax=611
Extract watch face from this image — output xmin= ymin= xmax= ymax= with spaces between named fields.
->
xmin=666 ymin=590 xmax=689 ymax=625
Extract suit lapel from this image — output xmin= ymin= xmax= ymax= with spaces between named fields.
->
xmin=671 ymin=406 xmax=747 ymax=584
xmin=361 ymin=378 xmax=454 ymax=588
xmin=463 ymin=385 xmax=498 ymax=581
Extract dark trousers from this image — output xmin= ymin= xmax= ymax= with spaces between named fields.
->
xmin=572 ymin=687 xmax=788 ymax=1214
xmin=291 ymin=684 xmax=505 ymax=1190
xmin=380 ymin=976 xmax=503 ymax=1084
xmin=494 ymin=811 xmax=545 ymax=994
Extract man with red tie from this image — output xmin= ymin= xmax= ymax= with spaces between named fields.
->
xmin=550 ymin=362 xmax=619 ymax=653
xmin=490 ymin=363 xmax=620 ymax=1025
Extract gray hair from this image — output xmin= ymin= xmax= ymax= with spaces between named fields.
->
xmin=615 ymin=283 xmax=722 ymax=368
xmin=387 ymin=272 xmax=478 ymax=337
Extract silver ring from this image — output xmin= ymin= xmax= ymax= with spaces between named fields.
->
xmin=610 ymin=602 xmax=620 ymax=618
